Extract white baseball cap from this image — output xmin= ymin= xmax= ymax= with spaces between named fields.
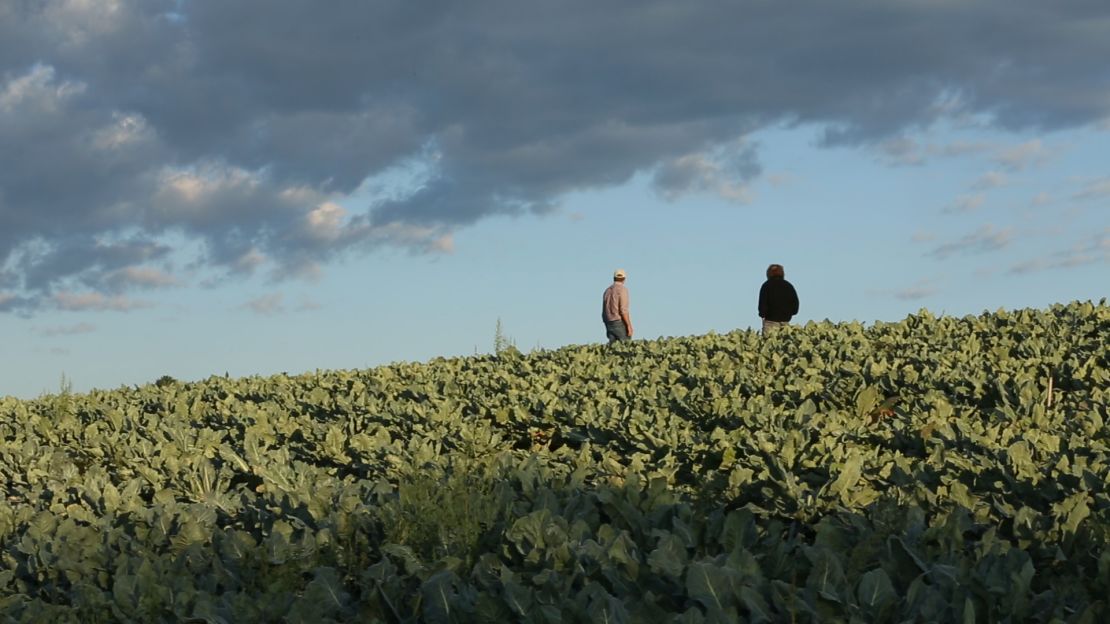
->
xmin=613 ymin=269 xmax=627 ymax=279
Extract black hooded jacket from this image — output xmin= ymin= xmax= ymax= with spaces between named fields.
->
xmin=758 ymin=277 xmax=799 ymax=322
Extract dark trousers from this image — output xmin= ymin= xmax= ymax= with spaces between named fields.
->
xmin=605 ymin=319 xmax=629 ymax=343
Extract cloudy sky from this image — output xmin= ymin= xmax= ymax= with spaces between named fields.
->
xmin=2 ymin=0 xmax=1108 ymax=397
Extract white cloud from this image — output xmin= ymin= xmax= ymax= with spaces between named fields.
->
xmin=1071 ymin=176 xmax=1110 ymax=201
xmin=105 ymin=266 xmax=179 ymax=289
xmin=1030 ymin=192 xmax=1053 ymax=206
xmin=53 ymin=291 xmax=151 ymax=312
xmin=156 ymin=164 xmax=262 ymax=208
xmin=873 ymin=137 xmax=995 ymax=167
xmin=971 ymin=171 xmax=1007 ymax=190
xmin=0 ymin=64 xmax=85 ymax=114
xmin=303 ymin=202 xmax=348 ymax=241
xmin=943 ymin=193 xmax=987 ymax=214
xmin=428 ymin=234 xmax=455 ymax=254
xmin=652 ymin=144 xmax=760 ymax=204
xmin=364 ymin=222 xmax=456 ymax=254
xmin=242 ymin=293 xmax=285 ymax=316
xmin=92 ymin=112 xmax=153 ymax=151
xmin=992 ymin=140 xmax=1051 ymax=171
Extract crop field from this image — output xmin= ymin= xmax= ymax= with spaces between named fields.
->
xmin=1 ymin=301 xmax=1108 ymax=622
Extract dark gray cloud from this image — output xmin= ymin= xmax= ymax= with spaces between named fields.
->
xmin=3 ymin=0 xmax=1110 ymax=311
xmin=18 ymin=237 xmax=172 ymax=292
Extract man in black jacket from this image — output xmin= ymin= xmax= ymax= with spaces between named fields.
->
xmin=758 ymin=264 xmax=799 ymax=335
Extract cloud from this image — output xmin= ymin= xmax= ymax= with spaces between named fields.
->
xmin=871 ymin=277 xmax=940 ymax=301
xmin=943 ymin=194 xmax=987 ymax=214
xmin=303 ymin=202 xmax=349 ymax=242
xmin=894 ymin=280 xmax=940 ymax=301
xmin=53 ymin=292 xmax=151 ymax=312
xmin=991 ymin=140 xmax=1051 ymax=171
xmin=1030 ymin=192 xmax=1053 ymax=207
xmin=5 ymin=236 xmax=176 ymax=298
xmin=242 ymin=293 xmax=285 ymax=316
xmin=929 ymin=224 xmax=1014 ymax=259
xmin=3 ymin=1 xmax=1110 ymax=312
xmin=875 ymin=136 xmax=1054 ymax=173
xmin=1008 ymin=230 xmax=1110 ymax=274
xmin=876 ymin=136 xmax=926 ymax=166
xmin=764 ymin=172 xmax=797 ymax=188
xmin=297 ymin=297 xmax=323 ymax=311
xmin=37 ymin=322 xmax=96 ymax=336
xmin=102 ymin=266 xmax=180 ymax=291
xmin=971 ymin=171 xmax=1007 ymax=190
xmin=1071 ymin=176 xmax=1110 ymax=201
xmin=938 ymin=141 xmax=994 ymax=158
xmin=652 ymin=143 xmax=761 ymax=203
xmin=0 ymin=292 xmax=29 ymax=312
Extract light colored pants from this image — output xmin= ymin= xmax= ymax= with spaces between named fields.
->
xmin=762 ymin=319 xmax=789 ymax=335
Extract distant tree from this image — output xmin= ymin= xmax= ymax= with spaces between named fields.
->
xmin=494 ymin=318 xmax=518 ymax=356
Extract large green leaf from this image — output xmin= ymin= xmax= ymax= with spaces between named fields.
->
xmin=856 ymin=568 xmax=897 ymax=615
xmin=648 ymin=534 xmax=688 ymax=579
xmin=685 ymin=562 xmax=736 ymax=612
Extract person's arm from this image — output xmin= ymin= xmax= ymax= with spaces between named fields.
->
xmin=789 ymin=283 xmax=799 ymax=316
xmin=758 ymin=282 xmax=767 ymax=318
xmin=621 ymin=288 xmax=633 ymax=337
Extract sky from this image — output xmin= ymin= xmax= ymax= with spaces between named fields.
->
xmin=1 ymin=0 xmax=1108 ymax=399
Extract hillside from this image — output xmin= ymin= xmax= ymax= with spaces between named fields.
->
xmin=1 ymin=301 xmax=1108 ymax=622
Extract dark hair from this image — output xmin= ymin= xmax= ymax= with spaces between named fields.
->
xmin=766 ymin=264 xmax=784 ymax=278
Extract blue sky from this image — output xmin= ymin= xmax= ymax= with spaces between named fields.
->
xmin=2 ymin=1 xmax=1108 ymax=398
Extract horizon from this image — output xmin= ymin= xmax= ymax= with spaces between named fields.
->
xmin=9 ymin=297 xmax=1105 ymax=401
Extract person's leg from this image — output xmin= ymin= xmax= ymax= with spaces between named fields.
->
xmin=762 ymin=319 xmax=787 ymax=335
xmin=606 ymin=320 xmax=629 ymax=343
